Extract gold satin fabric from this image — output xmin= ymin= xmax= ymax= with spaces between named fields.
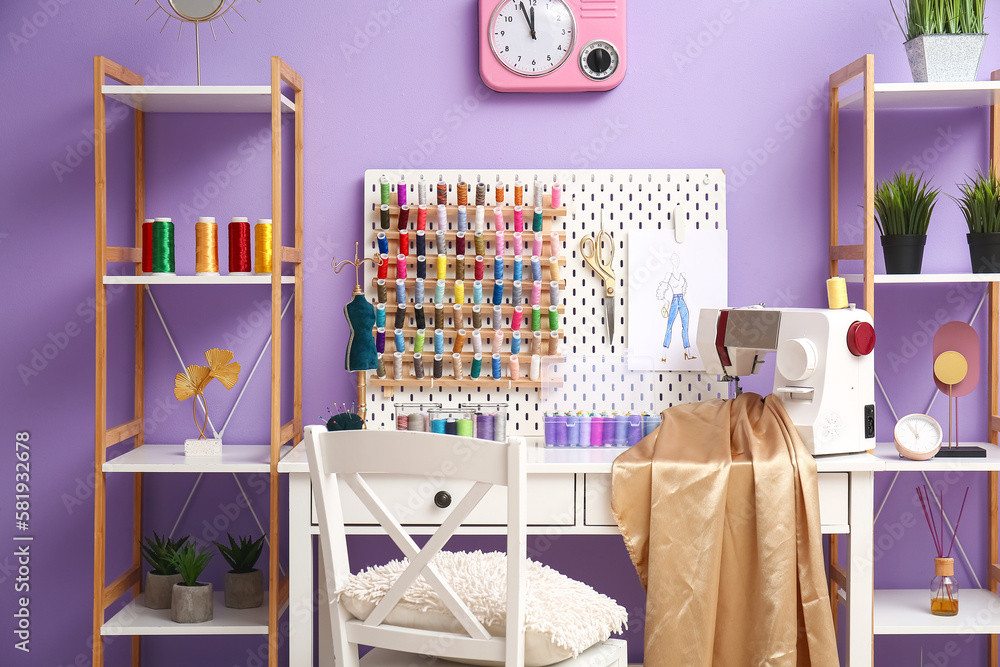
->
xmin=611 ymin=393 xmax=839 ymax=667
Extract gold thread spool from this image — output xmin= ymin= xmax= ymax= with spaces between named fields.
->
xmin=255 ymin=219 xmax=273 ymax=274
xmin=826 ymin=277 xmax=848 ymax=309
xmin=195 ymin=217 xmax=219 ymax=275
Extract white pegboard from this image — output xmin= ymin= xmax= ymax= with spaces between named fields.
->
xmin=363 ymin=169 xmax=728 ymax=433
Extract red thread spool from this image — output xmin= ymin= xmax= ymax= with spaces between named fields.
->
xmin=398 ymin=205 xmax=409 ymax=231
xmin=417 ymin=205 xmax=427 ymax=231
xmin=142 ymin=219 xmax=153 ymax=273
xmin=377 ymin=254 xmax=389 ymax=280
xmin=399 ymin=229 xmax=409 ymax=256
xmin=228 ymin=217 xmax=252 ymax=275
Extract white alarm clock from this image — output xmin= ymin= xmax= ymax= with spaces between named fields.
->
xmin=893 ymin=413 xmax=943 ymax=461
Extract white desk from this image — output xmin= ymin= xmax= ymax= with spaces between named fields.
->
xmin=278 ymin=443 xmax=883 ymax=667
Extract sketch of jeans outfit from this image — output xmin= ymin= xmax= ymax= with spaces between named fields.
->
xmin=657 ymin=253 xmax=696 ymax=361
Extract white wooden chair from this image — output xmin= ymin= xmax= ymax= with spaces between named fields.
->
xmin=304 ymin=425 xmax=627 ymax=667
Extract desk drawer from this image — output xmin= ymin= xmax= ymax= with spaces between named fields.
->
xmin=312 ymin=473 xmax=575 ymax=527
xmin=583 ymin=472 xmax=850 ymax=529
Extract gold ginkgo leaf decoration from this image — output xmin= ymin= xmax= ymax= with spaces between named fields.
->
xmin=173 ymin=349 xmax=241 ymax=440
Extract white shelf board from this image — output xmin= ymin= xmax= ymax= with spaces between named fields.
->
xmin=875 ymin=441 xmax=1000 ymax=471
xmin=103 ymin=445 xmax=287 ymax=473
xmin=103 ymin=274 xmax=294 ymax=285
xmin=840 ymin=81 xmax=1000 ymax=111
xmin=102 ymin=85 xmax=294 ymax=114
xmin=841 ymin=272 xmax=1000 ymax=284
xmin=102 ymin=592 xmax=270 ymax=635
xmin=874 ymin=588 xmax=1000 ymax=634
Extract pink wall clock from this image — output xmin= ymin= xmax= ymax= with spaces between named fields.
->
xmin=479 ymin=0 xmax=627 ymax=93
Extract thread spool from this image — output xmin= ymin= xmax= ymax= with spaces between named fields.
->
xmin=509 ymin=355 xmax=520 ymax=380
xmin=472 ymin=329 xmax=483 ymax=354
xmin=195 ymin=217 xmax=219 ymax=275
xmin=398 ymin=229 xmax=409 ymax=255
xmin=471 ymin=353 xmax=482 ymax=379
xmin=492 ymin=304 xmax=503 ymax=330
xmin=492 ymin=329 xmax=503 ymax=354
xmin=473 ymin=281 xmax=483 ymax=305
xmin=495 ymin=181 xmax=504 ymax=204
xmin=551 ymin=183 xmax=562 ymax=208
xmin=418 ymin=177 xmax=428 ymax=205
xmin=142 ymin=218 xmax=153 ymax=273
xmin=437 ymin=180 xmax=447 ymax=205
xmin=377 ymin=279 xmax=387 ymax=303
xmin=454 ymin=329 xmax=466 ymax=354
xmin=437 ymin=255 xmax=447 ymax=280
xmin=532 ymin=207 xmax=543 ymax=233
xmin=529 ymin=354 xmax=540 ymax=380
xmin=152 ymin=217 xmax=175 ymax=275
xmin=495 ymin=412 xmax=507 ymax=441
xmin=513 ymin=206 xmax=523 ymax=232
xmin=416 ymin=255 xmax=426 ymax=280
xmin=375 ymin=303 xmax=386 ymax=328
xmin=394 ymin=329 xmax=405 ymax=353
xmin=475 ymin=206 xmax=485 ymax=234
xmin=415 ymin=230 xmax=426 ymax=258
xmin=457 ymin=181 xmax=468 ymax=207
xmin=433 ymin=354 xmax=444 ymax=379
xmin=827 ymin=277 xmax=849 ymax=309
xmin=380 ymin=176 xmax=390 ymax=205
xmin=514 ymin=181 xmax=523 ymax=206
xmin=380 ymin=204 xmax=390 ymax=230
xmin=550 ymin=281 xmax=559 ymax=304
xmin=493 ymin=280 xmax=504 ymax=304
xmin=512 ymin=280 xmax=523 ymax=305
xmin=377 ymin=254 xmax=389 ymax=280
xmin=456 ymin=232 xmax=466 ymax=256
xmin=436 ymin=229 xmax=446 ymax=252
xmin=492 ymin=353 xmax=502 ymax=379
xmin=397 ymin=179 xmax=407 ymax=206
xmin=415 ymin=304 xmax=425 ymax=330
xmin=455 ymin=280 xmax=465 ymax=304
xmin=453 ymin=353 xmax=464 ymax=380
xmin=396 ymin=413 xmax=408 ymax=431
xmin=396 ymin=254 xmax=407 ymax=280
xmin=435 ymin=279 xmax=445 ymax=305
xmin=377 ymin=231 xmax=389 ymax=255
xmin=475 ymin=232 xmax=485 ymax=257
xmin=549 ymin=232 xmax=560 ymax=255
xmin=395 ymin=279 xmax=406 ymax=305
xmin=394 ymin=305 xmax=406 ymax=330
xmin=413 ymin=353 xmax=425 ymax=379
xmin=414 ymin=329 xmax=426 ymax=354
xmin=531 ymin=256 xmax=542 ymax=282
xmin=477 ymin=413 xmax=494 ymax=440
xmin=472 ymin=305 xmax=482 ymax=329
xmin=531 ymin=280 xmax=542 ymax=306
xmin=398 ymin=205 xmax=409 ymax=231
xmin=455 ymin=255 xmax=466 ymax=281
xmin=549 ymin=256 xmax=560 ymax=282
xmin=475 ymin=256 xmax=485 ymax=281
xmin=417 ymin=205 xmax=427 ymax=231
xmin=531 ymin=305 xmax=542 ymax=331
xmin=437 ymin=205 xmax=447 ymax=230
xmin=548 ymin=330 xmax=560 ymax=355
xmin=476 ymin=181 xmax=486 ymax=207
xmin=511 ymin=232 xmax=523 ymax=258
xmin=376 ymin=328 xmax=386 ymax=354
xmin=512 ymin=306 xmax=523 ymax=330
xmin=532 ymin=232 xmax=543 ymax=257
xmin=376 ymin=354 xmax=386 ymax=378
xmin=495 ymin=256 xmax=505 ymax=281
xmin=414 ymin=278 xmax=425 ymax=303
xmin=512 ymin=331 xmax=522 ymax=354
xmin=513 ymin=256 xmax=523 ymax=283
xmin=496 ymin=229 xmax=506 ymax=254
xmin=457 ymin=206 xmax=468 ymax=233
xmin=434 ymin=328 xmax=444 ymax=356
xmin=254 ymin=219 xmax=273 ymax=274
xmin=492 ymin=206 xmax=503 ymax=232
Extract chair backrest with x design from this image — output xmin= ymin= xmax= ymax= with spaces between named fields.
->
xmin=305 ymin=425 xmax=527 ymax=667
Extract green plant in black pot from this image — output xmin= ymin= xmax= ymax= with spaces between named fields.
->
xmin=169 ymin=543 xmax=214 ymax=623
xmin=214 ymin=534 xmax=266 ymax=609
xmin=140 ymin=533 xmax=189 ymax=610
xmin=956 ymin=170 xmax=1000 ymax=273
xmin=874 ymin=171 xmax=939 ymax=274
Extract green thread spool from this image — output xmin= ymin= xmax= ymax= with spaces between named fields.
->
xmin=548 ymin=306 xmax=559 ymax=331
xmin=414 ymin=329 xmax=426 ymax=354
xmin=456 ymin=418 xmax=474 ymax=437
xmin=531 ymin=305 xmax=541 ymax=331
xmin=380 ymin=177 xmax=390 ymax=205
xmin=471 ymin=354 xmax=482 ymax=378
xmin=151 ymin=218 xmax=175 ymax=275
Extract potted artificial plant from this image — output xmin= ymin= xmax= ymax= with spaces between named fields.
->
xmin=169 ymin=543 xmax=214 ymax=623
xmin=956 ymin=170 xmax=1000 ymax=272
xmin=892 ymin=0 xmax=987 ymax=82
xmin=140 ymin=533 xmax=188 ymax=610
xmin=874 ymin=171 xmax=940 ymax=274
xmin=214 ymin=534 xmax=265 ymax=609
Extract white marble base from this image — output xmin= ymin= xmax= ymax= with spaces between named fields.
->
xmin=184 ymin=438 xmax=222 ymax=456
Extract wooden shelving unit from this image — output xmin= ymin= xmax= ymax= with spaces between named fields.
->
xmin=829 ymin=54 xmax=1000 ymax=666
xmin=92 ymin=56 xmax=303 ymax=667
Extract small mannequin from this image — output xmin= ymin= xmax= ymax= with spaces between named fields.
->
xmin=333 ymin=244 xmax=381 ymax=372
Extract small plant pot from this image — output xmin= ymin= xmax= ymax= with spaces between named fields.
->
xmin=881 ymin=234 xmax=927 ymax=274
xmin=904 ymin=33 xmax=987 ymax=82
xmin=225 ymin=569 xmax=263 ymax=609
xmin=171 ymin=583 xmax=213 ymax=623
xmin=968 ymin=232 xmax=1000 ymax=273
xmin=144 ymin=572 xmax=182 ymax=609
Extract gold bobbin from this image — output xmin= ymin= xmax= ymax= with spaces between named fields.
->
xmin=195 ymin=217 xmax=219 ymax=275
xmin=255 ymin=219 xmax=273 ymax=274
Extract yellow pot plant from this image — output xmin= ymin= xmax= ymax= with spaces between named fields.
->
xmin=174 ymin=348 xmax=240 ymax=456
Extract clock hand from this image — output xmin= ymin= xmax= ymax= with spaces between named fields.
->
xmin=518 ymin=2 xmax=535 ymax=40
xmin=529 ymin=5 xmax=536 ymax=40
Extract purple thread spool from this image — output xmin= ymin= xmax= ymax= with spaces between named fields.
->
xmin=614 ymin=414 xmax=628 ymax=446
xmin=376 ymin=328 xmax=386 ymax=354
xmin=566 ymin=414 xmax=579 ymax=446
xmin=590 ymin=416 xmax=604 ymax=447
xmin=553 ymin=414 xmax=568 ymax=446
xmin=477 ymin=413 xmax=494 ymax=441
xmin=628 ymin=414 xmax=642 ymax=445
xmin=603 ymin=416 xmax=616 ymax=446
xmin=544 ymin=414 xmax=556 ymax=446
xmin=578 ymin=415 xmax=591 ymax=447
xmin=397 ymin=180 xmax=407 ymax=206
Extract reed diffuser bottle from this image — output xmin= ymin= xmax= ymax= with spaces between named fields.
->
xmin=930 ymin=557 xmax=959 ymax=616
xmin=917 ymin=484 xmax=969 ymax=617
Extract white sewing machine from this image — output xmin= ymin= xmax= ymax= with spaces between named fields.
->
xmin=696 ymin=306 xmax=876 ymax=456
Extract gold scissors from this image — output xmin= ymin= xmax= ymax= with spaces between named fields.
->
xmin=579 ymin=212 xmax=616 ymax=341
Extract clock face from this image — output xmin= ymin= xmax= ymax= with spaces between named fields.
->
xmin=894 ymin=414 xmax=943 ymax=458
xmin=489 ymin=0 xmax=576 ymax=77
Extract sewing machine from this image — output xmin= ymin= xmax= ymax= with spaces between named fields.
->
xmin=696 ymin=306 xmax=876 ymax=456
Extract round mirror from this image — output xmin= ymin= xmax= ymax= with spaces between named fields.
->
xmin=168 ymin=0 xmax=225 ymax=21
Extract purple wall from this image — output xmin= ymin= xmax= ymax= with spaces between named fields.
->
xmin=2 ymin=0 xmax=999 ymax=664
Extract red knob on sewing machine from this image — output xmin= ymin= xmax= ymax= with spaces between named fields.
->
xmin=847 ymin=321 xmax=876 ymax=356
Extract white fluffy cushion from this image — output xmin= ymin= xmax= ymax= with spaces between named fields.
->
xmin=338 ymin=550 xmax=627 ymax=667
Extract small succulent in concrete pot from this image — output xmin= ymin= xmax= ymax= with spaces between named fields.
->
xmin=214 ymin=534 xmax=265 ymax=609
xmin=140 ymin=533 xmax=189 ymax=610
xmin=170 ymin=543 xmax=214 ymax=623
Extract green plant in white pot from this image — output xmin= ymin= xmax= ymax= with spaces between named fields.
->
xmin=140 ymin=533 xmax=188 ymax=610
xmin=892 ymin=0 xmax=987 ymax=81
xmin=214 ymin=534 xmax=265 ymax=609
xmin=955 ymin=170 xmax=1000 ymax=272
xmin=874 ymin=171 xmax=940 ymax=274
xmin=170 ymin=543 xmax=214 ymax=623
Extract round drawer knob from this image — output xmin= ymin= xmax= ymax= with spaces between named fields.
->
xmin=434 ymin=491 xmax=452 ymax=509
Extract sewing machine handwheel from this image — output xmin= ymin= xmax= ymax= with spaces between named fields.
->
xmin=434 ymin=491 xmax=452 ymax=509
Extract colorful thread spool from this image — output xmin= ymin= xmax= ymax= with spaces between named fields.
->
xmin=513 ymin=206 xmax=523 ymax=232
xmin=375 ymin=303 xmax=386 ymax=328
xmin=437 ymin=255 xmax=447 ymax=280
xmin=380 ymin=204 xmax=390 ymax=230
xmin=511 ymin=331 xmax=522 ymax=354
xmin=398 ymin=229 xmax=409 ymax=255
xmin=414 ymin=278 xmax=425 ymax=303
xmin=435 ymin=280 xmax=446 ymax=305
xmin=455 ymin=255 xmax=465 ymax=281
xmin=531 ymin=305 xmax=541 ymax=331
xmin=398 ymin=205 xmax=409 ymax=231
xmin=413 ymin=353 xmax=425 ymax=379
xmin=827 ymin=277 xmax=848 ymax=309
xmin=531 ymin=256 xmax=542 ymax=282
xmin=532 ymin=207 xmax=543 ymax=233
xmin=453 ymin=303 xmax=463 ymax=327
xmin=474 ymin=232 xmax=486 ymax=257
xmin=494 ymin=256 xmax=505 ymax=281
xmin=493 ymin=305 xmax=503 ymax=331
xmin=492 ymin=329 xmax=503 ymax=354
xmin=531 ymin=280 xmax=542 ymax=306
xmin=471 ymin=353 xmax=482 ymax=379
xmin=513 ymin=232 xmax=523 ymax=257
xmin=495 ymin=181 xmax=504 ymax=204
xmin=396 ymin=254 xmax=407 ymax=280
xmin=473 ymin=280 xmax=483 ymax=305
xmin=512 ymin=306 xmax=523 ymax=330
xmin=377 ymin=254 xmax=389 ymax=280
xmin=151 ymin=217 xmax=175 ymax=275
xmin=394 ymin=329 xmax=406 ymax=353
xmin=514 ymin=181 xmax=523 ymax=206
xmin=550 ymin=281 xmax=560 ymax=304
xmin=397 ymin=178 xmax=407 ymax=206
xmin=141 ymin=218 xmax=153 ymax=273
xmin=433 ymin=354 xmax=444 ymax=379
xmin=415 ymin=230 xmax=426 ymax=257
xmin=456 ymin=232 xmax=466 ymax=256
xmin=453 ymin=353 xmax=464 ymax=380
xmin=418 ymin=177 xmax=428 ymax=206
xmin=254 ymin=219 xmax=273 ymax=274
xmin=549 ymin=256 xmax=560 ymax=281
xmin=416 ymin=255 xmax=427 ymax=280
xmin=550 ymin=232 xmax=560 ymax=255
xmin=377 ymin=231 xmax=389 ymax=255
xmin=434 ymin=306 xmax=444 ymax=330
xmin=437 ymin=180 xmax=447 ymax=205
xmin=491 ymin=353 xmax=502 ymax=379
xmin=455 ymin=280 xmax=465 ymax=304
xmin=512 ymin=280 xmax=523 ymax=305
xmin=437 ymin=205 xmax=447 ymax=230
xmin=530 ymin=331 xmax=542 ymax=356
xmin=492 ymin=280 xmax=504 ymax=304
xmin=476 ymin=181 xmax=486 ymax=207
xmin=509 ymin=355 xmax=520 ymax=380
xmin=394 ymin=305 xmax=406 ymax=330
xmin=475 ymin=206 xmax=485 ymax=234
xmin=376 ymin=328 xmax=386 ymax=354
xmin=457 ymin=206 xmax=468 ymax=232
xmin=472 ymin=329 xmax=483 ymax=354
xmin=395 ymin=279 xmax=406 ymax=305
xmin=496 ymin=228 xmax=506 ymax=254
xmin=534 ymin=178 xmax=543 ymax=208
xmin=434 ymin=328 xmax=444 ymax=356
xmin=472 ymin=305 xmax=482 ymax=329
xmin=548 ymin=330 xmax=560 ymax=355
xmin=380 ymin=176 xmax=390 ymax=205
xmin=377 ymin=279 xmax=387 ymax=303
xmin=457 ymin=181 xmax=468 ymax=207
xmin=475 ymin=256 xmax=485 ymax=281
xmin=376 ymin=354 xmax=386 ymax=378
xmin=195 ymin=217 xmax=219 ymax=275
xmin=493 ymin=206 xmax=504 ymax=231
xmin=513 ymin=256 xmax=523 ymax=283
xmin=532 ymin=232 xmax=543 ymax=257
xmin=414 ymin=304 xmax=425 ymax=330
xmin=414 ymin=329 xmax=426 ymax=354
xmin=417 ymin=205 xmax=427 ymax=230
xmin=454 ymin=329 xmax=466 ymax=354
xmin=436 ymin=229 xmax=447 ymax=252
xmin=529 ymin=354 xmax=540 ymax=380
xmin=578 ymin=415 xmax=591 ymax=447
xmin=551 ymin=183 xmax=562 ymax=208
xmin=548 ymin=306 xmax=559 ymax=331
